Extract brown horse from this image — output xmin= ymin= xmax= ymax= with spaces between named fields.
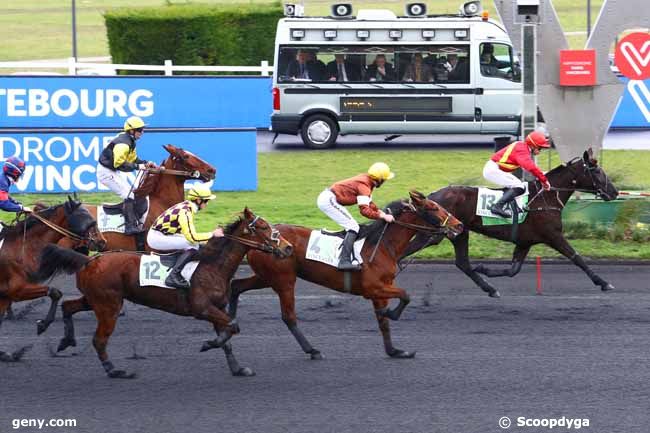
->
xmin=0 ymin=196 xmax=106 ymax=362
xmin=32 ymin=208 xmax=293 ymax=378
xmin=60 ymin=144 xmax=216 ymax=252
xmin=401 ymin=149 xmax=619 ymax=297
xmin=229 ymin=191 xmax=464 ymax=359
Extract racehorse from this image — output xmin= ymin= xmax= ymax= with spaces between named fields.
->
xmin=228 ymin=191 xmax=464 ymax=360
xmin=32 ymin=208 xmax=293 ymax=378
xmin=400 ymin=149 xmax=619 ymax=298
xmin=60 ymin=144 xmax=216 ymax=252
xmin=0 ymin=196 xmax=106 ymax=362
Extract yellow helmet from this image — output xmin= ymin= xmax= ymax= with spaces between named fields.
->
xmin=368 ymin=162 xmax=395 ymax=181
xmin=188 ymin=184 xmax=216 ymax=201
xmin=123 ymin=116 xmax=147 ymax=131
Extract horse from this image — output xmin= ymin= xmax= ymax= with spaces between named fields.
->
xmin=400 ymin=149 xmax=619 ymax=298
xmin=32 ymin=208 xmax=293 ymax=378
xmin=0 ymin=196 xmax=106 ymax=362
xmin=228 ymin=191 xmax=464 ymax=360
xmin=59 ymin=144 xmax=216 ymax=252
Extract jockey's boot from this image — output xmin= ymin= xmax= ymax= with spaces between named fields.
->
xmin=489 ymin=187 xmax=525 ymax=218
xmin=338 ymin=230 xmax=361 ymax=271
xmin=165 ymin=249 xmax=198 ymax=290
xmin=123 ymin=198 xmax=142 ymax=235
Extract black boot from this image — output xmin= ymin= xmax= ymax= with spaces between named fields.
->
xmin=123 ymin=198 xmax=142 ymax=235
xmin=489 ymin=187 xmax=524 ymax=218
xmin=165 ymin=249 xmax=198 ymax=289
xmin=338 ymin=231 xmax=361 ymax=271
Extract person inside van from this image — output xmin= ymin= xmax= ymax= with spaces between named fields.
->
xmin=480 ymin=43 xmax=509 ymax=78
xmin=449 ymin=55 xmax=470 ymax=82
xmin=366 ymin=54 xmax=395 ymax=82
xmin=402 ymin=53 xmax=434 ymax=82
xmin=287 ymin=50 xmax=322 ymax=80
xmin=307 ymin=51 xmax=327 ymax=81
xmin=327 ymin=54 xmax=361 ymax=82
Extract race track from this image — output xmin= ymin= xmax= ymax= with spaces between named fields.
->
xmin=1 ymin=262 xmax=649 ymax=433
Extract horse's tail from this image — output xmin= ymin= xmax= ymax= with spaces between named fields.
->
xmin=29 ymin=244 xmax=90 ymax=282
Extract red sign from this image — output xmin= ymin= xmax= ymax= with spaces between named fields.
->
xmin=559 ymin=50 xmax=596 ymax=86
xmin=615 ymin=32 xmax=650 ymax=80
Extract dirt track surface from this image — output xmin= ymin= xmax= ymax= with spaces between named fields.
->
xmin=1 ymin=262 xmax=649 ymax=433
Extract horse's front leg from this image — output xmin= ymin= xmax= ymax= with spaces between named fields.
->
xmin=37 ymin=287 xmax=63 ymax=335
xmin=372 ymin=299 xmax=415 ymax=359
xmin=473 ymin=244 xmax=532 ymax=278
xmin=452 ymin=233 xmax=501 ymax=297
xmin=212 ymin=323 xmax=255 ymax=377
xmin=548 ymin=236 xmax=615 ymax=291
xmin=192 ymin=292 xmax=239 ymax=352
xmin=373 ymin=285 xmax=410 ymax=321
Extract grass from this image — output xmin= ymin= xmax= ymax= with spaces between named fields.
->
xmin=0 ymin=0 xmax=605 ymax=61
xmin=3 ymin=148 xmax=649 ymax=259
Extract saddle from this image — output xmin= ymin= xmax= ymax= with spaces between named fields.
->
xmin=150 ymin=251 xmax=182 ymax=268
xmin=101 ymin=196 xmax=148 ymax=218
xmin=320 ymin=224 xmax=374 ymax=240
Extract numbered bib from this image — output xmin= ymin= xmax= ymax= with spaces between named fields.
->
xmin=305 ymin=231 xmax=365 ymax=267
xmin=139 ymin=254 xmax=199 ymax=288
xmin=476 ymin=187 xmax=529 ymax=219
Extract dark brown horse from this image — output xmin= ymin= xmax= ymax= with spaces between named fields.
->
xmin=60 ymin=144 xmax=216 ymax=252
xmin=0 ymin=196 xmax=106 ymax=362
xmin=229 ymin=191 xmax=464 ymax=359
xmin=401 ymin=149 xmax=619 ymax=297
xmin=33 ymin=208 xmax=293 ymax=378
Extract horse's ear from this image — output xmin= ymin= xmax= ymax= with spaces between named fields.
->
xmin=409 ymin=190 xmax=425 ymax=205
xmin=163 ymin=144 xmax=177 ymax=155
xmin=243 ymin=207 xmax=253 ymax=219
xmin=583 ymin=150 xmax=590 ymax=162
xmin=73 ymin=192 xmax=80 ymax=203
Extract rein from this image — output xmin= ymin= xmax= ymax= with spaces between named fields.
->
xmin=222 ymin=233 xmax=274 ymax=253
xmin=143 ymin=167 xmax=201 ymax=178
xmin=25 ymin=211 xmax=88 ymax=242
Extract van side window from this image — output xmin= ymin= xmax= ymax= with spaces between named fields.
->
xmin=479 ymin=43 xmax=521 ymax=82
xmin=277 ymin=45 xmax=470 ymax=84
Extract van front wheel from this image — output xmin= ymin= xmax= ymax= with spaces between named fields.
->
xmin=300 ymin=115 xmax=338 ymax=149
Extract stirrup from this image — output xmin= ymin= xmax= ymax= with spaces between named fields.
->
xmin=489 ymin=205 xmax=512 ymax=218
xmin=165 ymin=272 xmax=190 ymax=289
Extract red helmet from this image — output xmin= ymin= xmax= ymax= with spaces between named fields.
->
xmin=525 ymin=130 xmax=550 ymax=149
xmin=3 ymin=156 xmax=25 ymax=179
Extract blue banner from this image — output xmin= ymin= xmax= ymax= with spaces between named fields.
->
xmin=610 ymin=78 xmax=650 ymax=129
xmin=0 ymin=131 xmax=256 ymax=193
xmin=0 ymin=76 xmax=272 ymax=129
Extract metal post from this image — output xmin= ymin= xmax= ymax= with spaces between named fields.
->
xmin=521 ymin=24 xmax=538 ymax=180
xmin=587 ymin=0 xmax=592 ymax=38
xmin=71 ymin=0 xmax=78 ymax=60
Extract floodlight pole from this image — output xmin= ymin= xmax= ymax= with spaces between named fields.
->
xmin=521 ymin=20 xmax=538 ymax=180
xmin=72 ymin=0 xmax=78 ymax=60
xmin=587 ymin=0 xmax=592 ymax=37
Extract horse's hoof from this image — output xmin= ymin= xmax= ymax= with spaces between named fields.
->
xmin=233 ymin=367 xmax=256 ymax=377
xmin=473 ymin=265 xmax=486 ymax=274
xmin=0 ymin=345 xmax=32 ymax=362
xmin=601 ymin=283 xmax=615 ymax=292
xmin=388 ymin=349 xmax=416 ymax=359
xmin=200 ymin=341 xmax=213 ymax=352
xmin=107 ymin=369 xmax=137 ymax=379
xmin=310 ymin=351 xmax=324 ymax=360
xmin=36 ymin=320 xmax=48 ymax=335
xmin=57 ymin=337 xmax=76 ymax=352
xmin=489 ymin=290 xmax=501 ymax=298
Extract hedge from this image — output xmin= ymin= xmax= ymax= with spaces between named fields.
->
xmin=104 ymin=2 xmax=283 ymax=75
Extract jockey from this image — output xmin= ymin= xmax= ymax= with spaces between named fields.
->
xmin=147 ymin=184 xmax=223 ymax=289
xmin=0 ymin=157 xmax=31 ymax=213
xmin=97 ymin=116 xmax=158 ymax=235
xmin=317 ymin=162 xmax=395 ymax=271
xmin=483 ymin=130 xmax=552 ymax=218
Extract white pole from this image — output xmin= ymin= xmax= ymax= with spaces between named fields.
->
xmin=261 ymin=60 xmax=270 ymax=76
xmin=164 ymin=59 xmax=173 ymax=76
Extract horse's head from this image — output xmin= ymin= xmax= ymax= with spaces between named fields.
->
xmin=62 ymin=194 xmax=107 ymax=251
xmin=408 ymin=190 xmax=464 ymax=239
xmin=163 ymin=144 xmax=217 ymax=182
xmin=232 ymin=208 xmax=293 ymax=258
xmin=571 ymin=148 xmax=618 ymax=201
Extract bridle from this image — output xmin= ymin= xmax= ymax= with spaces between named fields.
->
xmin=392 ymin=201 xmax=454 ymax=235
xmin=223 ymin=215 xmax=283 ymax=254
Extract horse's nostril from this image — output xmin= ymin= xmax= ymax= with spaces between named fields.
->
xmin=284 ymin=246 xmax=294 ymax=256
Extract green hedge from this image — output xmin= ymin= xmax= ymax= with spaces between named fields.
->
xmin=104 ymin=2 xmax=283 ymax=75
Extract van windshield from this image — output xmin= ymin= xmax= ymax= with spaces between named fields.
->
xmin=277 ymin=45 xmax=470 ymax=84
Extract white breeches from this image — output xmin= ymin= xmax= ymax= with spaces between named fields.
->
xmin=147 ymin=229 xmax=199 ymax=251
xmin=317 ymin=189 xmax=360 ymax=233
xmin=97 ymin=164 xmax=134 ymax=200
xmin=483 ymin=160 xmax=526 ymax=189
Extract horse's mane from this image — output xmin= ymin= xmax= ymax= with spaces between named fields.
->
xmin=196 ymin=215 xmax=245 ymax=264
xmin=0 ymin=203 xmax=62 ymax=240
xmin=360 ymin=200 xmax=408 ymax=246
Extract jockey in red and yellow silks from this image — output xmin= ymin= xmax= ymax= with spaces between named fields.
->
xmin=483 ymin=130 xmax=551 ymax=218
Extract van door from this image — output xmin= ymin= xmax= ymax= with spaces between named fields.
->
xmin=475 ymin=42 xmax=522 ymax=135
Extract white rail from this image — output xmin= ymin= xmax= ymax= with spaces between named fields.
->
xmin=0 ymin=58 xmax=273 ymax=76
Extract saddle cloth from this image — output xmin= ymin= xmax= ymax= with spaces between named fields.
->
xmin=139 ymin=253 xmax=199 ymax=289
xmin=97 ymin=197 xmax=150 ymax=233
xmin=476 ymin=186 xmax=529 ymax=223
xmin=305 ymin=230 xmax=365 ymax=267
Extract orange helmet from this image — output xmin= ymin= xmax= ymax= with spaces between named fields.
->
xmin=525 ymin=130 xmax=550 ymax=149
